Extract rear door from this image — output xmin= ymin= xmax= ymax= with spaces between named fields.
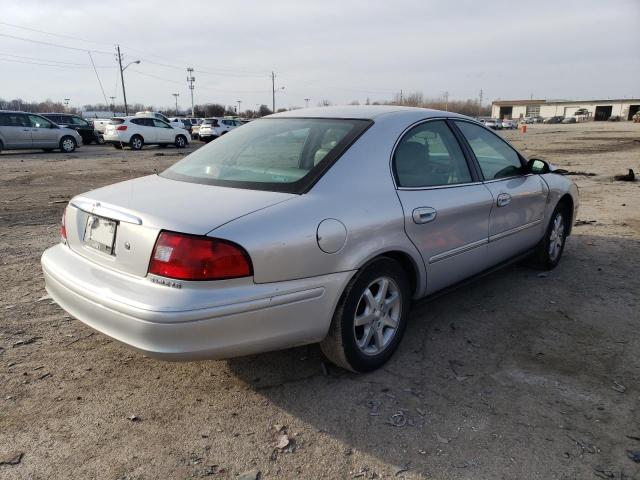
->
xmin=0 ymin=112 xmax=32 ymax=148
xmin=393 ymin=119 xmax=494 ymax=294
xmin=131 ymin=118 xmax=156 ymax=142
xmin=28 ymin=114 xmax=59 ymax=148
xmin=454 ymin=120 xmax=548 ymax=263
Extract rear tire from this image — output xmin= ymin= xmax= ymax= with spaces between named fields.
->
xmin=320 ymin=257 xmax=411 ymax=372
xmin=96 ymin=134 xmax=106 ymax=145
xmin=59 ymin=136 xmax=76 ymax=153
xmin=531 ymin=203 xmax=570 ymax=270
xmin=174 ymin=135 xmax=187 ymax=148
xmin=129 ymin=135 xmax=144 ymax=150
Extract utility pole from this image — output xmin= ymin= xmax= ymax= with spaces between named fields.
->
xmin=116 ymin=45 xmax=128 ymax=115
xmin=237 ymin=100 xmax=242 ymax=116
xmin=399 ymin=89 xmax=403 ymax=105
xmin=478 ymin=89 xmax=483 ymax=117
xmin=172 ymin=93 xmax=180 ymax=116
xmin=109 ymin=96 xmax=116 ymax=115
xmin=272 ymin=71 xmax=275 ymax=114
xmin=304 ymin=98 xmax=310 ymax=108
xmin=64 ymin=98 xmax=70 ymax=111
xmin=444 ymin=91 xmax=449 ymax=111
xmin=187 ymin=67 xmax=195 ymax=117
xmin=116 ymin=45 xmax=140 ymax=116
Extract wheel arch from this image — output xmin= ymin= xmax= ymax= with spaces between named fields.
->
xmin=557 ymin=193 xmax=574 ymax=235
xmin=357 ymin=249 xmax=424 ymax=299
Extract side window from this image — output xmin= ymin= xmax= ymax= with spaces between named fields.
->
xmin=71 ymin=116 xmax=89 ymax=126
xmin=131 ymin=118 xmax=144 ymax=126
xmin=0 ymin=112 xmax=11 ymax=126
xmin=455 ymin=121 xmax=523 ymax=180
xmin=393 ymin=120 xmax=472 ymax=188
xmin=152 ymin=119 xmax=171 ymax=128
xmin=29 ymin=115 xmax=53 ymax=128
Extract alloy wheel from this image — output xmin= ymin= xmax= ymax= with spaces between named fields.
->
xmin=353 ymin=276 xmax=402 ymax=356
xmin=548 ymin=213 xmax=565 ymax=261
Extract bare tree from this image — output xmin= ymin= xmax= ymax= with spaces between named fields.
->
xmin=318 ymin=99 xmax=332 ymax=107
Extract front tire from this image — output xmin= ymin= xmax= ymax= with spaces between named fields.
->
xmin=532 ymin=204 xmax=569 ymax=270
xmin=129 ymin=135 xmax=144 ymax=150
xmin=320 ymin=257 xmax=411 ymax=372
xmin=174 ymin=135 xmax=187 ymax=148
xmin=59 ymin=136 xmax=76 ymax=153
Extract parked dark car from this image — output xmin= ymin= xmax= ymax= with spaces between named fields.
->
xmin=543 ymin=116 xmax=565 ymax=124
xmin=561 ymin=117 xmax=577 ymax=124
xmin=41 ymin=113 xmax=101 ymax=144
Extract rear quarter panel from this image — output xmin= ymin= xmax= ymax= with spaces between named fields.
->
xmin=210 ymin=116 xmax=428 ymax=296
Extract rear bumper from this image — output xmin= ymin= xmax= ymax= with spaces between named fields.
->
xmin=41 ymin=244 xmax=353 ymax=360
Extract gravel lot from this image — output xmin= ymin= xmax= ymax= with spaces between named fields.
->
xmin=1 ymin=123 xmax=639 ymax=479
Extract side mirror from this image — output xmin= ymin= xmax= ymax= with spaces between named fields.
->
xmin=527 ymin=158 xmax=550 ymax=174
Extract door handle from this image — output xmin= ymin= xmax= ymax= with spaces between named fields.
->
xmin=412 ymin=207 xmax=437 ymax=224
xmin=23 ymin=129 xmax=31 ymax=131
xmin=497 ymin=193 xmax=512 ymax=207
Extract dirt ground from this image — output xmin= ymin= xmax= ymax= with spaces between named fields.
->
xmin=1 ymin=122 xmax=639 ymax=480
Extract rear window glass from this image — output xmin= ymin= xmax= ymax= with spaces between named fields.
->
xmin=162 ymin=118 xmax=371 ymax=193
xmin=110 ymin=118 xmax=125 ymax=125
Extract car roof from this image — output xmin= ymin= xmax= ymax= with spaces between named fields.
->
xmin=269 ymin=105 xmax=466 ymax=120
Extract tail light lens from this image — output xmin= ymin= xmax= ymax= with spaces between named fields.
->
xmin=116 ymin=125 xmax=128 ymax=131
xmin=60 ymin=208 xmax=67 ymax=243
xmin=148 ymin=231 xmax=252 ymax=281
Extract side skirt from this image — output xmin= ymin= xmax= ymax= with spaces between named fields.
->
xmin=413 ymin=247 xmax=537 ymax=308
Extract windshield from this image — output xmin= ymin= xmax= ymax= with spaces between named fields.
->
xmin=162 ymin=118 xmax=371 ymax=193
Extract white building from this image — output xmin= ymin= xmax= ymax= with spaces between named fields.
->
xmin=491 ymin=98 xmax=640 ymax=121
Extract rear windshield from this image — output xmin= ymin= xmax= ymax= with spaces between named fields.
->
xmin=162 ymin=118 xmax=371 ymax=193
xmin=110 ymin=118 xmax=125 ymax=125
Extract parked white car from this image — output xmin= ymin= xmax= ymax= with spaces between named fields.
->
xmin=89 ymin=118 xmax=113 ymax=134
xmin=198 ymin=117 xmax=242 ymax=142
xmin=501 ymin=119 xmax=517 ymax=129
xmin=135 ymin=111 xmax=187 ymax=131
xmin=103 ymin=116 xmax=191 ymax=150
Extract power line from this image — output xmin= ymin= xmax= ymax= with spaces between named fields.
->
xmin=88 ymin=51 xmax=110 ymax=107
xmin=0 ymin=21 xmax=114 ymax=46
xmin=0 ymin=52 xmax=114 ymax=67
xmin=0 ymin=32 xmax=113 ymax=54
xmin=0 ymin=57 xmax=101 ymax=68
xmin=1 ymin=23 xmax=268 ymax=78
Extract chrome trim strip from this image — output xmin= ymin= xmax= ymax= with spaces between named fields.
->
xmin=397 ymin=181 xmax=483 ymax=191
xmin=71 ymin=199 xmax=143 ymax=225
xmin=429 ymin=238 xmax=488 ymax=264
xmin=489 ymin=219 xmax=542 ymax=242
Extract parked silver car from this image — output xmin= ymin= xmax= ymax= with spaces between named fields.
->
xmin=41 ymin=106 xmax=578 ymax=372
xmin=0 ymin=110 xmax=82 ymax=153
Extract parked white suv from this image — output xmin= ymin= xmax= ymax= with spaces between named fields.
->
xmin=198 ymin=117 xmax=242 ymax=142
xmin=103 ymin=116 xmax=191 ymax=150
xmin=135 ymin=112 xmax=188 ymax=131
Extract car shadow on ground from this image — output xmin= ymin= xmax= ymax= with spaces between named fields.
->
xmin=225 ymin=233 xmax=640 ymax=478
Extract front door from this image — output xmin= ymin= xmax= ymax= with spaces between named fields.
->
xmin=454 ymin=121 xmax=548 ymax=263
xmin=0 ymin=112 xmax=32 ymax=148
xmin=393 ymin=119 xmax=494 ymax=295
xmin=28 ymin=115 xmax=59 ymax=148
xmin=152 ymin=119 xmax=175 ymax=143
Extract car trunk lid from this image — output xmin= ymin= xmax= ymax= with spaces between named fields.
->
xmin=64 ymin=174 xmax=295 ymax=277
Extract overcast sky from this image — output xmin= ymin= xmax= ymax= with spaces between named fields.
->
xmin=0 ymin=0 xmax=638 ymax=112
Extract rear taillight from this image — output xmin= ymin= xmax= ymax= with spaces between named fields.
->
xmin=148 ymin=231 xmax=252 ymax=281
xmin=60 ymin=208 xmax=67 ymax=243
xmin=116 ymin=125 xmax=128 ymax=131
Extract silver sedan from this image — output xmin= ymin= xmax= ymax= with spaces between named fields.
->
xmin=41 ymin=106 xmax=578 ymax=372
